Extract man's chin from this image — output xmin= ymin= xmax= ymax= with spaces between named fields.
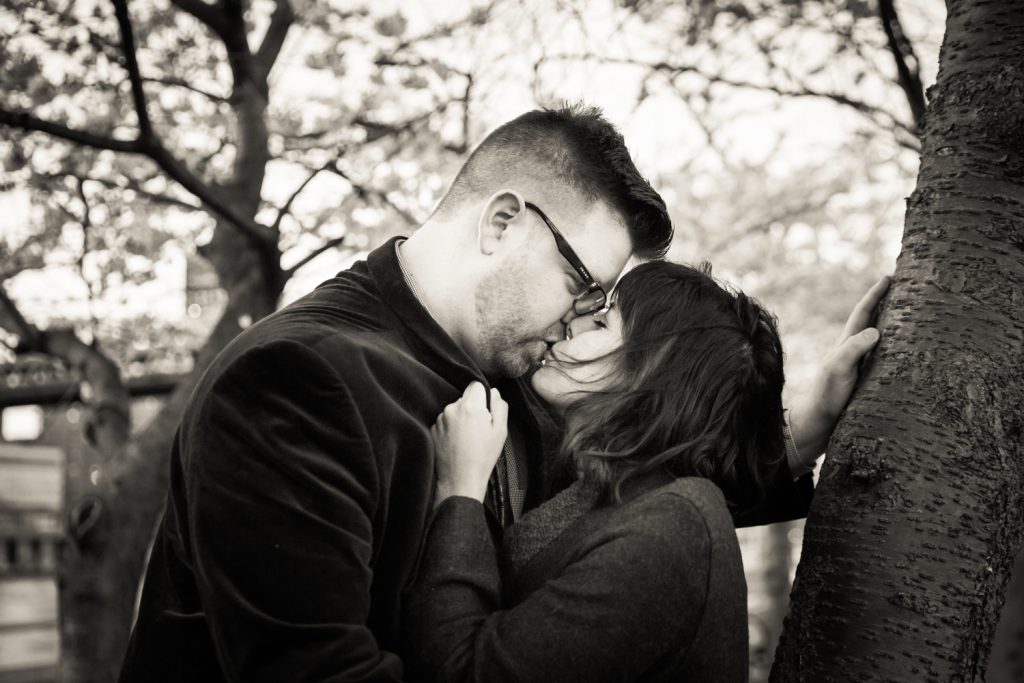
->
xmin=496 ymin=350 xmax=542 ymax=379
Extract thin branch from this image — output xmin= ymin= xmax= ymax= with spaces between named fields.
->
xmin=353 ymin=107 xmax=450 ymax=144
xmin=35 ymin=171 xmax=201 ymax=212
xmin=452 ymin=72 xmax=474 ymax=155
xmin=255 ymin=0 xmax=294 ymax=82
xmin=0 ymin=110 xmax=142 ymax=153
xmin=271 ymin=161 xmax=331 ymax=232
xmin=73 ymin=178 xmax=104 ymax=330
xmin=327 ymin=163 xmax=418 ymax=226
xmin=112 ymin=0 xmax=153 ymax=140
xmin=283 ymin=236 xmax=347 ymax=277
xmin=142 ymin=76 xmax=229 ymax=103
xmin=708 ymin=195 xmax=834 ymax=254
xmin=275 ymin=109 xmax=438 ymax=150
xmin=391 ymin=2 xmax=497 ymax=53
xmin=878 ymin=0 xmax=926 ymax=132
xmin=93 ymin=175 xmax=201 ymax=211
xmin=544 ymin=54 xmax=919 ymax=141
xmin=149 ymin=145 xmax=278 ymax=249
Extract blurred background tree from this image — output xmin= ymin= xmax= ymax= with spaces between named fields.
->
xmin=5 ymin=1 xmax=1013 ymax=682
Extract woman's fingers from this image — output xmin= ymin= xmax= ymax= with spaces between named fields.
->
xmin=829 ymin=327 xmax=881 ymax=380
xmin=490 ymin=388 xmax=508 ymax=426
xmin=839 ymin=275 xmax=890 ymax=343
xmin=463 ymin=381 xmax=486 ymax=405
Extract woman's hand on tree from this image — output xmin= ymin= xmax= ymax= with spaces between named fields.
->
xmin=431 ymin=382 xmax=509 ymax=505
xmin=789 ymin=275 xmax=890 ymax=466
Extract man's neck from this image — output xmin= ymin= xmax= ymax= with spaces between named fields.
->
xmin=397 ymin=226 xmax=471 ymax=349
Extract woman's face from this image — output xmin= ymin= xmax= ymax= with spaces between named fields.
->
xmin=530 ymin=304 xmax=624 ymax=409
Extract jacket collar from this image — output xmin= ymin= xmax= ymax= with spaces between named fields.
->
xmin=367 ymin=236 xmax=485 ymax=385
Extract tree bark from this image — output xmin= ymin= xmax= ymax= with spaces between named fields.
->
xmin=771 ymin=2 xmax=1024 ymax=681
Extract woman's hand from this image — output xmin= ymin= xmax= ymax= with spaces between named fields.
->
xmin=788 ymin=275 xmax=889 ymax=467
xmin=431 ymin=382 xmax=508 ymax=505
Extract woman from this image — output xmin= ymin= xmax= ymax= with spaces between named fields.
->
xmin=406 ymin=260 xmax=786 ymax=682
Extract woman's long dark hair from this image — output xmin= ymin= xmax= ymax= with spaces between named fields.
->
xmin=559 ymin=260 xmax=785 ymax=509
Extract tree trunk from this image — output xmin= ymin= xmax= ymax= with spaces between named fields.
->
xmin=771 ymin=2 xmax=1024 ymax=681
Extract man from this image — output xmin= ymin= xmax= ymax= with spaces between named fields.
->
xmin=119 ymin=104 xmax=881 ymax=681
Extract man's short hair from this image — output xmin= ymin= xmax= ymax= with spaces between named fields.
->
xmin=437 ymin=103 xmax=673 ymax=259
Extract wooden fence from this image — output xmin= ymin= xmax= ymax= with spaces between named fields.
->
xmin=0 ymin=444 xmax=63 ymax=682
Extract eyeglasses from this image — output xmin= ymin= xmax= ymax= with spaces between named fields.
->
xmin=524 ymin=201 xmax=608 ymax=315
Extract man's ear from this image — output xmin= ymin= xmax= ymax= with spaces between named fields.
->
xmin=477 ymin=190 xmax=527 ymax=256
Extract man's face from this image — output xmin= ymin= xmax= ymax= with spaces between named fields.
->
xmin=473 ymin=201 xmax=631 ymax=378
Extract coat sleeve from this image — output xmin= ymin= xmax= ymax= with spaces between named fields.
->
xmin=185 ymin=340 xmax=402 ymax=682
xmin=732 ymin=459 xmax=815 ymax=529
xmin=406 ymin=496 xmax=714 ymax=683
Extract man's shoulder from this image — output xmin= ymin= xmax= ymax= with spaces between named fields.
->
xmin=192 ymin=263 xmax=423 ymax=391
xmin=214 ymin=315 xmax=419 ymax=390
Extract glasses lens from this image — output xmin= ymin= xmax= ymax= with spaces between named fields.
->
xmin=574 ymin=289 xmax=606 ymax=315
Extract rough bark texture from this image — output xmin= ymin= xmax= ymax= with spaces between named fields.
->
xmin=771 ymin=2 xmax=1024 ymax=682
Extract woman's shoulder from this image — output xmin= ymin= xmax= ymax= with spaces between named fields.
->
xmin=627 ymin=476 xmax=730 ymax=522
xmin=506 ymin=478 xmax=744 ymax=609
xmin=601 ymin=478 xmax=738 ymax=557
xmin=646 ymin=477 xmax=734 ymax=525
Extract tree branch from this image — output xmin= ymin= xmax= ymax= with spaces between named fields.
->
xmin=142 ymin=76 xmax=229 ymax=103
xmin=149 ymin=145 xmax=278 ymax=249
xmin=255 ymin=0 xmax=294 ymax=82
xmin=167 ymin=0 xmax=227 ymax=38
xmin=0 ymin=110 xmax=142 ymax=153
xmin=541 ymin=53 xmax=921 ymax=146
xmin=352 ymin=109 xmax=444 ymax=143
xmin=110 ymin=0 xmax=276 ymax=249
xmin=283 ymin=236 xmax=347 ymax=277
xmin=217 ymin=0 xmax=260 ymax=96
xmin=2 ymin=107 xmax=276 ymax=251
xmin=878 ymin=0 xmax=927 ymax=132
xmin=94 ymin=175 xmax=201 ymax=211
xmin=327 ymin=163 xmax=419 ymax=226
xmin=112 ymin=0 xmax=153 ymax=140
xmin=271 ymin=161 xmax=331 ymax=232
xmin=35 ymin=171 xmax=201 ymax=213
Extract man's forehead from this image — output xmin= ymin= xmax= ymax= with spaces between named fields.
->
xmin=567 ymin=205 xmax=632 ymax=288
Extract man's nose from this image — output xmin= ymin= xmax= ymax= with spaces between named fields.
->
xmin=565 ymin=314 xmax=599 ymax=340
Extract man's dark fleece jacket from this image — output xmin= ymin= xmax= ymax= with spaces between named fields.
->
xmin=118 ymin=237 xmax=812 ymax=682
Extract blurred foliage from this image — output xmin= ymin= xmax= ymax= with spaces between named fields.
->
xmin=0 ymin=0 xmax=942 ymax=388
